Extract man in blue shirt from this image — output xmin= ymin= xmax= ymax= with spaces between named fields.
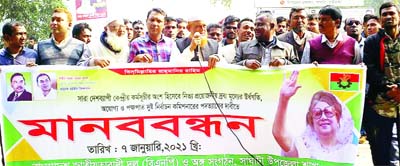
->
xmin=0 ymin=21 xmax=37 ymax=65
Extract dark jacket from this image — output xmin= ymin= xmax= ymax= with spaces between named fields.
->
xmin=363 ymin=29 xmax=389 ymax=100
xmin=7 ymin=90 xmax=32 ymax=101
xmin=277 ymin=31 xmax=319 ymax=60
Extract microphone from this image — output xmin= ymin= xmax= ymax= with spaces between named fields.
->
xmin=193 ymin=32 xmax=201 ymax=46
xmin=192 ymin=32 xmax=202 ymax=61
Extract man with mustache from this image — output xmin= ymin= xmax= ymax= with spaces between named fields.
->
xmin=219 ymin=15 xmax=240 ymax=63
xmin=82 ymin=18 xmax=130 ymax=67
xmin=301 ymin=5 xmax=361 ymax=64
xmin=278 ymin=7 xmax=318 ymax=61
xmin=172 ymin=16 xmax=224 ymax=68
xmin=7 ymin=73 xmax=32 ymax=101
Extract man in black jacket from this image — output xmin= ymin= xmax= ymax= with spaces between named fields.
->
xmin=363 ymin=2 xmax=400 ymax=165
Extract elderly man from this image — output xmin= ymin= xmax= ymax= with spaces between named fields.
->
xmin=172 ymin=16 xmax=224 ymax=68
xmin=82 ymin=18 xmax=130 ymax=67
xmin=37 ymin=8 xmax=90 ymax=65
xmin=278 ymin=7 xmax=318 ymax=60
xmin=301 ymin=5 xmax=361 ymax=64
xmin=129 ymin=8 xmax=179 ymax=63
xmin=234 ymin=12 xmax=297 ymax=69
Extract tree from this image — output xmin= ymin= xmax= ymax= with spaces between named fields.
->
xmin=0 ymin=0 xmax=65 ymax=41
xmin=210 ymin=0 xmax=232 ymax=8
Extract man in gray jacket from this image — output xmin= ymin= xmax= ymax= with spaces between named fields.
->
xmin=234 ymin=12 xmax=298 ymax=69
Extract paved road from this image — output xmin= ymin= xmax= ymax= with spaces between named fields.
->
xmin=355 ymin=142 xmax=374 ymax=166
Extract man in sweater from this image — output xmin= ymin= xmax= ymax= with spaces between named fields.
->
xmin=301 ymin=5 xmax=361 ymax=64
xmin=37 ymin=8 xmax=90 ymax=65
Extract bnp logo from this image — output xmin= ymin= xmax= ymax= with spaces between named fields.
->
xmin=329 ymin=73 xmax=360 ymax=91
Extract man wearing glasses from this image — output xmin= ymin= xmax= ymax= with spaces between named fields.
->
xmin=301 ymin=5 xmax=361 ymax=64
xmin=344 ymin=17 xmax=365 ymax=59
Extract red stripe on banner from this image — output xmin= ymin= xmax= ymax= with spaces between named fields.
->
xmin=330 ymin=73 xmax=359 ymax=82
xmin=109 ymin=67 xmax=210 ymax=75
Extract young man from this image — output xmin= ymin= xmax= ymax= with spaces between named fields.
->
xmin=37 ymin=8 xmax=90 ymax=65
xmin=72 ymin=22 xmax=92 ymax=44
xmin=129 ymin=8 xmax=179 ymax=63
xmin=0 ymin=21 xmax=37 ymax=65
xmin=363 ymin=2 xmax=400 ymax=165
xmin=35 ymin=73 xmax=57 ymax=100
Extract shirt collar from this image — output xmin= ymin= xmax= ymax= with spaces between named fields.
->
xmin=144 ymin=33 xmax=165 ymax=43
xmin=321 ymin=33 xmax=344 ymax=44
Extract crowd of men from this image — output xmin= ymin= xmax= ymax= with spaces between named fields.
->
xmin=1 ymin=2 xmax=400 ymax=165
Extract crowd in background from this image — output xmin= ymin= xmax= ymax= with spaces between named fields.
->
xmin=1 ymin=2 xmax=400 ymax=165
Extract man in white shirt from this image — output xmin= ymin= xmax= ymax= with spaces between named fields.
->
xmin=35 ymin=73 xmax=57 ymax=100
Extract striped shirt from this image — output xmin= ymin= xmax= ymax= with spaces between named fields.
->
xmin=129 ymin=33 xmax=179 ymax=62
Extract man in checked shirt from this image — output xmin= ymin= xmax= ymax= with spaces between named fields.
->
xmin=129 ymin=8 xmax=180 ymax=63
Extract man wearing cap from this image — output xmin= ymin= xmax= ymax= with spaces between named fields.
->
xmin=37 ymin=7 xmax=91 ymax=65
xmin=172 ymin=16 xmax=225 ymax=68
xmin=80 ymin=18 xmax=130 ymax=67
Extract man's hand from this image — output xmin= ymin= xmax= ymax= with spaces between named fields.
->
xmin=134 ymin=54 xmax=153 ymax=63
xmin=387 ymin=84 xmax=400 ymax=103
xmin=269 ymin=58 xmax=285 ymax=67
xmin=245 ymin=59 xmax=261 ymax=70
xmin=25 ymin=62 xmax=37 ymax=67
xmin=312 ymin=61 xmax=319 ymax=66
xmin=94 ymin=59 xmax=110 ymax=68
xmin=190 ymin=32 xmax=202 ymax=51
xmin=208 ymin=55 xmax=220 ymax=68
